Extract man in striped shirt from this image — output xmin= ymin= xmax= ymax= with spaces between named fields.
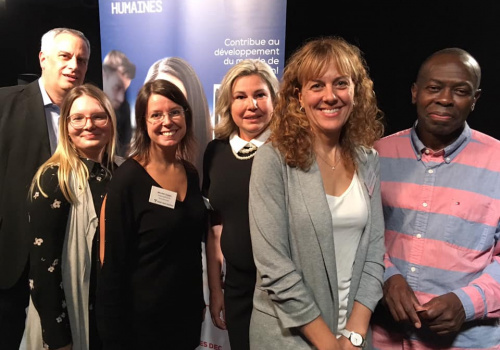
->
xmin=372 ymin=48 xmax=500 ymax=349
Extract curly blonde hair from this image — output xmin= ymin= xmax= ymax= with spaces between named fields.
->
xmin=270 ymin=36 xmax=384 ymax=170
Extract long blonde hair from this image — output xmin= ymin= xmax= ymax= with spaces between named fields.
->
xmin=30 ymin=84 xmax=117 ymax=204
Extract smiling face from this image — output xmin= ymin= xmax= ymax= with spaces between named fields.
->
xmin=230 ymin=74 xmax=273 ymax=141
xmin=68 ymin=95 xmax=112 ymax=162
xmin=40 ymin=33 xmax=90 ymax=104
xmin=412 ymin=53 xmax=481 ymax=150
xmin=298 ymin=63 xmax=355 ymax=142
xmin=146 ymin=93 xmax=187 ymax=150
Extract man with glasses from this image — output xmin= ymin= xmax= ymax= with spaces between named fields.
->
xmin=0 ymin=27 xmax=90 ymax=349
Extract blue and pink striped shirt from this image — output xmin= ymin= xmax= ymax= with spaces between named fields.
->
xmin=372 ymin=124 xmax=500 ymax=349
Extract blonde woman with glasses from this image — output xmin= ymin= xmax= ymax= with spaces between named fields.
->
xmin=96 ymin=79 xmax=207 ymax=350
xmin=26 ymin=83 xmax=119 ymax=350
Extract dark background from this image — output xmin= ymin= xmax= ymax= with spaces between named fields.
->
xmin=1 ymin=0 xmax=499 ymax=138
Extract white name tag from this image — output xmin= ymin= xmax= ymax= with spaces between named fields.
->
xmin=149 ymin=185 xmax=177 ymax=209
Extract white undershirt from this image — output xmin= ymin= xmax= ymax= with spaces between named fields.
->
xmin=325 ymin=172 xmax=368 ymax=332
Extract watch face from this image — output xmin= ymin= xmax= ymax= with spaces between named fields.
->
xmin=350 ymin=333 xmax=363 ymax=346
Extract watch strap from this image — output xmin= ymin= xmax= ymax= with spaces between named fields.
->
xmin=339 ymin=329 xmax=366 ymax=348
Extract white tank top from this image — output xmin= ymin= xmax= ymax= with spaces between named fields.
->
xmin=325 ymin=172 xmax=367 ymax=332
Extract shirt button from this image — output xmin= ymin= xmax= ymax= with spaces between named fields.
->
xmin=428 ymin=169 xmax=434 ymax=174
xmin=422 ymin=202 xmax=428 ymax=207
xmin=416 ymin=234 xmax=422 ymax=238
xmin=445 ymin=157 xmax=451 ymax=162
xmin=411 ymin=267 xmax=416 ymax=272
xmin=425 ymin=149 xmax=430 ymax=154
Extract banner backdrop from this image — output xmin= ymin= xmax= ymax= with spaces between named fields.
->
xmin=98 ymin=1 xmax=287 ymax=349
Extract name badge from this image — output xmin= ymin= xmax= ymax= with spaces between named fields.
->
xmin=149 ymin=186 xmax=177 ymax=209
xmin=364 ymin=169 xmax=376 ymax=197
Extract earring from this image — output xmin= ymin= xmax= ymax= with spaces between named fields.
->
xmin=299 ymin=106 xmax=304 ymax=113
xmin=471 ymin=103 xmax=475 ymax=111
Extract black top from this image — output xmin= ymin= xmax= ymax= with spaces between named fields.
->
xmin=28 ymin=159 xmax=110 ymax=349
xmin=115 ymin=101 xmax=132 ymax=157
xmin=202 ymin=138 xmax=256 ymax=272
xmin=96 ymin=158 xmax=206 ymax=349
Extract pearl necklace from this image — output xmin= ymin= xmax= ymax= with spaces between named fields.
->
xmin=232 ymin=142 xmax=258 ymax=160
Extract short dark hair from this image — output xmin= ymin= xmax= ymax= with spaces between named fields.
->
xmin=129 ymin=79 xmax=195 ymax=164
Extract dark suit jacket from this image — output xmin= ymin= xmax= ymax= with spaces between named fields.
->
xmin=0 ymin=80 xmax=51 ymax=289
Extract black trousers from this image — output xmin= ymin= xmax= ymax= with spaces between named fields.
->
xmin=224 ymin=263 xmax=256 ymax=350
xmin=0 ymin=263 xmax=29 ymax=350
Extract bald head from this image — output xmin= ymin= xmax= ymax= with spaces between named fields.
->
xmin=417 ymin=48 xmax=481 ymax=90
xmin=411 ymin=47 xmax=482 ymax=151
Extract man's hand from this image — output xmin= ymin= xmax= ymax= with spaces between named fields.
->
xmin=383 ymin=274 xmax=424 ymax=328
xmin=419 ymin=292 xmax=466 ymax=335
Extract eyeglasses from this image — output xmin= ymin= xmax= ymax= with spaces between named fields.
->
xmin=147 ymin=108 xmax=185 ymax=125
xmin=68 ymin=113 xmax=109 ymax=129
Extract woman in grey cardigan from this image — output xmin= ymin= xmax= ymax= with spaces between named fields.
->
xmin=248 ymin=37 xmax=385 ymax=350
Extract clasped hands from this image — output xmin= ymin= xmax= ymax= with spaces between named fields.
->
xmin=383 ymin=274 xmax=466 ymax=335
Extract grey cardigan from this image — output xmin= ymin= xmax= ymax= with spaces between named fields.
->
xmin=248 ymin=144 xmax=385 ymax=349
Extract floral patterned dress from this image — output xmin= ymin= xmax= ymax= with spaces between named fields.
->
xmin=28 ymin=159 xmax=110 ymax=349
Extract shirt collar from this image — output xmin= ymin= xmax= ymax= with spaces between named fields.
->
xmin=229 ymin=128 xmax=271 ymax=153
xmin=38 ymin=78 xmax=55 ymax=107
xmin=410 ymin=121 xmax=471 ymax=161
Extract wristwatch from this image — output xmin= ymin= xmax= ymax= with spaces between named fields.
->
xmin=340 ymin=329 xmax=366 ymax=348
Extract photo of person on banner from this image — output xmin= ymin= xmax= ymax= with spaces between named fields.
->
xmin=203 ymin=59 xmax=279 ymax=350
xmin=145 ymin=57 xmax=212 ymax=175
xmin=102 ymin=50 xmax=136 ymax=157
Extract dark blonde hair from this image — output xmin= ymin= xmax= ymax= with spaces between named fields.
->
xmin=130 ymin=79 xmax=195 ymax=164
xmin=271 ymin=36 xmax=384 ymax=170
xmin=31 ymin=84 xmax=117 ymax=203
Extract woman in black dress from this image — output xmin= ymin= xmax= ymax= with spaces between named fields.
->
xmin=97 ymin=79 xmax=206 ymax=350
xmin=203 ymin=59 xmax=279 ymax=350
xmin=27 ymin=84 xmax=118 ymax=350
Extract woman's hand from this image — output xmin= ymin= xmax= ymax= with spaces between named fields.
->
xmin=300 ymin=316 xmax=341 ymax=350
xmin=209 ymin=287 xmax=226 ymax=330
xmin=338 ymin=336 xmax=359 ymax=350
